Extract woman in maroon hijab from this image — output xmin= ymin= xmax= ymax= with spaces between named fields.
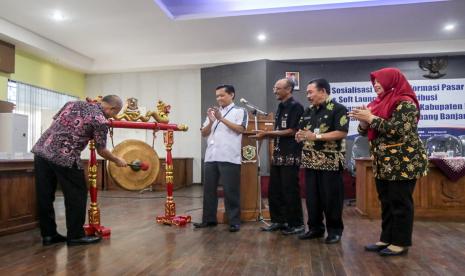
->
xmin=349 ymin=68 xmax=428 ymax=256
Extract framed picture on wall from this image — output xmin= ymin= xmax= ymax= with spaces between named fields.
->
xmin=285 ymin=71 xmax=300 ymax=90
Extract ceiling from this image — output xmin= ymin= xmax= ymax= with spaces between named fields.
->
xmin=155 ymin=0 xmax=446 ymax=20
xmin=0 ymin=0 xmax=464 ymax=74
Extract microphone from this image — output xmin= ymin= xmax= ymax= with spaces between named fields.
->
xmin=239 ymin=98 xmax=268 ymax=116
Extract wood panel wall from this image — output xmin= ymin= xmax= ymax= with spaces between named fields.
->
xmin=355 ymin=158 xmax=465 ymax=221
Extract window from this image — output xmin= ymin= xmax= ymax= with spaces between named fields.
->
xmin=7 ymin=80 xmax=78 ymax=151
xmin=7 ymin=81 xmax=17 ymax=104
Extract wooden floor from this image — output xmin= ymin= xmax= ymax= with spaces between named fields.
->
xmin=1 ymin=185 xmax=465 ymax=276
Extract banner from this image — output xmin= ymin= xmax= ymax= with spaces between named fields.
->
xmin=331 ymin=78 xmax=465 ymax=138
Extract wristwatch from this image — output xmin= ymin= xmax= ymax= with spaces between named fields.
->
xmin=316 ymin=134 xmax=323 ymax=140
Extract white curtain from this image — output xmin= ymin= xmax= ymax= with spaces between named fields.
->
xmin=9 ymin=81 xmax=78 ymax=150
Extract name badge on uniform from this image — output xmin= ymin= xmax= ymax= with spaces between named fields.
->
xmin=281 ymin=114 xmax=288 ymax=128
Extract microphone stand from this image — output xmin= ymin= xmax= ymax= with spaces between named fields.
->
xmin=243 ymin=102 xmax=269 ymax=226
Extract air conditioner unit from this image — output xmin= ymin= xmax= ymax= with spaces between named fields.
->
xmin=0 ymin=113 xmax=28 ymax=154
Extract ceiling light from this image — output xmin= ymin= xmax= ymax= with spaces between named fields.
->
xmin=52 ymin=10 xmax=66 ymax=21
xmin=444 ymin=24 xmax=455 ymax=31
xmin=257 ymin=33 xmax=267 ymax=41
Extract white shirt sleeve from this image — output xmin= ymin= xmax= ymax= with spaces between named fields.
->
xmin=203 ymin=116 xmax=211 ymax=128
xmin=233 ymin=108 xmax=248 ymax=128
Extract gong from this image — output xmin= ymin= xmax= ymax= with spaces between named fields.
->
xmin=107 ymin=139 xmax=160 ymax=191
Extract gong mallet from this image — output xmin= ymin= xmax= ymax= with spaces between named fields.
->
xmin=128 ymin=159 xmax=152 ymax=194
xmin=127 ymin=159 xmax=150 ymax=171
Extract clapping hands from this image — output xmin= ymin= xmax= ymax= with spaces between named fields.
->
xmin=207 ymin=107 xmax=223 ymax=122
xmin=348 ymin=105 xmax=374 ymax=125
xmin=295 ymin=129 xmax=316 ymax=142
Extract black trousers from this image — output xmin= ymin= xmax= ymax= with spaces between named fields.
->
xmin=202 ymin=162 xmax=241 ymax=225
xmin=268 ymin=165 xmax=303 ymax=227
xmin=376 ymin=178 xmax=416 ymax=247
xmin=305 ymin=168 xmax=344 ymax=235
xmin=34 ymin=155 xmax=87 ymax=239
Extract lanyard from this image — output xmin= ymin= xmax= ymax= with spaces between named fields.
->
xmin=213 ymin=106 xmax=234 ymax=133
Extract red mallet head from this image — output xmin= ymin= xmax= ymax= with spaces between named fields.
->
xmin=128 ymin=159 xmax=149 ymax=171
xmin=140 ymin=161 xmax=149 ymax=171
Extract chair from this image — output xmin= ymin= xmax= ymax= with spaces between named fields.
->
xmin=425 ymin=134 xmax=462 ymax=157
xmin=349 ymin=135 xmax=370 ymax=177
xmin=346 ymin=135 xmax=370 ymax=206
xmin=459 ymin=135 xmax=465 ymax=157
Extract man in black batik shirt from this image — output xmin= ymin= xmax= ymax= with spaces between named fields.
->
xmin=254 ymin=78 xmax=305 ymax=235
xmin=295 ymin=78 xmax=349 ymax=244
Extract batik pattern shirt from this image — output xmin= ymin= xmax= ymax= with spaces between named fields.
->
xmin=299 ymin=98 xmax=349 ymax=171
xmin=358 ymin=101 xmax=428 ymax=180
xmin=32 ymin=101 xmax=109 ymax=169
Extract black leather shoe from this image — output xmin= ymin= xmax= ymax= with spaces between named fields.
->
xmin=281 ymin=225 xmax=305 ymax=236
xmin=378 ymin=247 xmax=408 ymax=256
xmin=260 ymin=223 xmax=286 ymax=232
xmin=42 ymin=233 xmax=67 ymax=246
xmin=229 ymin=224 xmax=240 ymax=232
xmin=325 ymin=235 xmax=341 ymax=244
xmin=193 ymin=222 xmax=218 ymax=228
xmin=298 ymin=230 xmax=324 ymax=240
xmin=365 ymin=243 xmax=389 ymax=252
xmin=67 ymin=236 xmax=102 ymax=246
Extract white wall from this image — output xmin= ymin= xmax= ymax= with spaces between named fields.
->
xmin=85 ymin=69 xmax=202 ymax=183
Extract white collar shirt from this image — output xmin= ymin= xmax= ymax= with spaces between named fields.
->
xmin=204 ymin=103 xmax=248 ymax=164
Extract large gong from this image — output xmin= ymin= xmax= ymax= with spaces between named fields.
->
xmin=107 ymin=139 xmax=160 ymax=191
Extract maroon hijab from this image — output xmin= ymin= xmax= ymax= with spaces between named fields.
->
xmin=367 ymin=68 xmax=420 ymax=141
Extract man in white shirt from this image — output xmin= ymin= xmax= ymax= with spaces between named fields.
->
xmin=194 ymin=85 xmax=248 ymax=232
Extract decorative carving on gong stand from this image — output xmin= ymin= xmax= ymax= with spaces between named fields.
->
xmin=84 ymin=140 xmax=111 ymax=237
xmin=155 ymin=130 xmax=192 ymax=226
xmin=115 ymin=97 xmax=171 ymax=123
